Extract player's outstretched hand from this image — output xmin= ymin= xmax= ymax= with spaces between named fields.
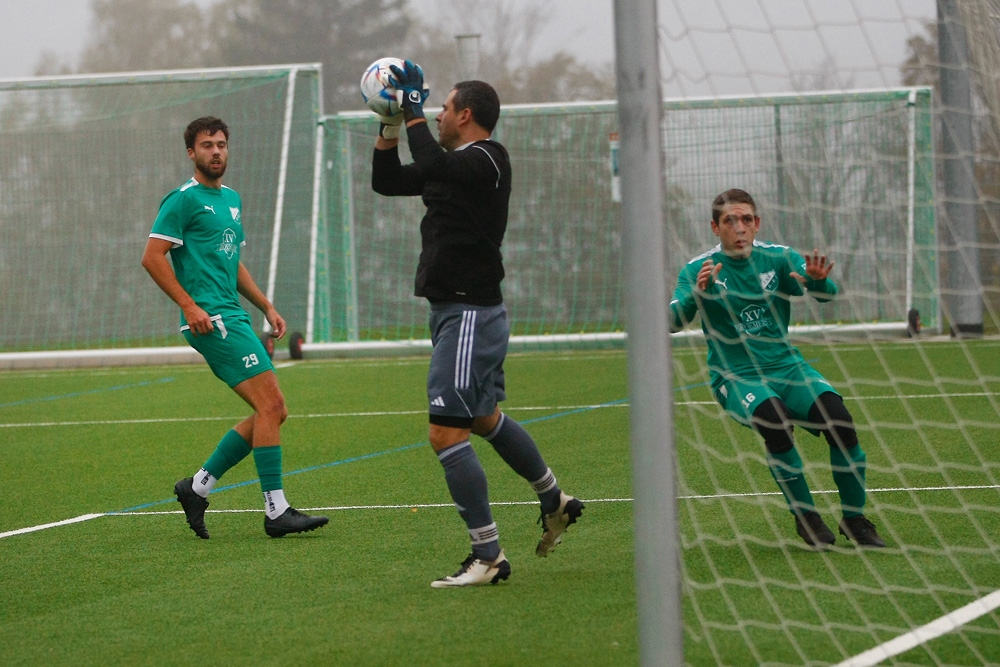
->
xmin=790 ymin=249 xmax=835 ymax=284
xmin=696 ymin=259 xmax=722 ymax=291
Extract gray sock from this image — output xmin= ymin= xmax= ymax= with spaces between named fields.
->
xmin=437 ymin=441 xmax=501 ymax=560
xmin=485 ymin=413 xmax=562 ymax=513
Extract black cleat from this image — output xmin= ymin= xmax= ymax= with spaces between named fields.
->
xmin=264 ymin=507 xmax=329 ymax=538
xmin=174 ymin=477 xmax=210 ymax=539
xmin=839 ymin=515 xmax=886 ymax=548
xmin=794 ymin=510 xmax=836 ymax=547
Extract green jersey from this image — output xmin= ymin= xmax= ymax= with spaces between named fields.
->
xmin=150 ymin=178 xmax=245 ymax=327
xmin=670 ymin=240 xmax=837 ymax=380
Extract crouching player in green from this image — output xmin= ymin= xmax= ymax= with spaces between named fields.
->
xmin=142 ymin=116 xmax=327 ymax=539
xmin=669 ymin=188 xmax=885 ymax=548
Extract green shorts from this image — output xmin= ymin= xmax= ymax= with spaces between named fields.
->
xmin=711 ymin=363 xmax=838 ymax=435
xmin=182 ymin=312 xmax=274 ymax=388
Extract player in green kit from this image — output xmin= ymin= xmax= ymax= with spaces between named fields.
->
xmin=142 ymin=116 xmax=327 ymax=539
xmin=670 ymin=188 xmax=885 ymax=548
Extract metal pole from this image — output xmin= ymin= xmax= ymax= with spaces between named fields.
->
xmin=264 ymin=66 xmax=299 ymax=332
xmin=906 ymin=90 xmax=918 ymax=319
xmin=613 ymin=1 xmax=684 ymax=665
xmin=455 ymin=34 xmax=482 ymax=81
xmin=938 ymin=0 xmax=983 ymax=336
xmin=306 ymin=122 xmax=324 ymax=345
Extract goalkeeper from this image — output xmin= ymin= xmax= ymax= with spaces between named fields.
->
xmin=670 ymin=188 xmax=885 ymax=548
xmin=370 ymin=62 xmax=584 ymax=587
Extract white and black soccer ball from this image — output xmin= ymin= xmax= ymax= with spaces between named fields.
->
xmin=360 ymin=57 xmax=404 ymax=118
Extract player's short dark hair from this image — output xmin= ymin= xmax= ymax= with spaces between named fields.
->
xmin=711 ymin=189 xmax=757 ymax=223
xmin=184 ymin=116 xmax=229 ymax=149
xmin=452 ymin=81 xmax=500 ymax=133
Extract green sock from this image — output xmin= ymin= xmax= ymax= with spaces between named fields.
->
xmin=252 ymin=446 xmax=284 ymax=493
xmin=767 ymin=448 xmax=816 ymax=515
xmin=203 ymin=429 xmax=252 ymax=479
xmin=830 ymin=444 xmax=866 ymax=518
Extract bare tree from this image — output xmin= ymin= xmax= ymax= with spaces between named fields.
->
xmin=210 ymin=0 xmax=411 ymax=112
xmin=79 ymin=0 xmax=211 ymax=73
xmin=402 ymin=0 xmax=615 ymax=105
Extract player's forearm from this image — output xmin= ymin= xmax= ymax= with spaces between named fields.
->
xmin=142 ymin=251 xmax=197 ymax=310
xmin=406 ymin=119 xmax=445 ymax=167
xmin=805 ymin=278 xmax=838 ymax=302
xmin=372 ymin=148 xmax=425 ymax=197
xmin=236 ymin=263 xmax=275 ymax=314
xmin=669 ymin=297 xmax=698 ymax=333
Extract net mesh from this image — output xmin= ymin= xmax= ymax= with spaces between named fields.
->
xmin=0 ymin=66 xmax=320 ymax=350
xmin=317 ymin=89 xmax=935 ymax=345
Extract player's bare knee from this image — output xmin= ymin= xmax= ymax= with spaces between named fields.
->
xmin=257 ymin=395 xmax=287 ymax=424
xmin=471 ymin=414 xmax=500 ymax=437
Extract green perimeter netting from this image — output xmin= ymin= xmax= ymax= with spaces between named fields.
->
xmin=0 ymin=66 xmax=320 ymax=351
xmin=0 ymin=82 xmax=934 ymax=353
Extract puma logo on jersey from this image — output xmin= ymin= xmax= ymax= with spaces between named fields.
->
xmin=716 ymin=277 xmax=729 ymax=290
xmin=204 ymin=205 xmax=216 ymax=214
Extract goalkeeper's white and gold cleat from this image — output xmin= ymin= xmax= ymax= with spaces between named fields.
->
xmin=431 ymin=550 xmax=511 ymax=588
xmin=536 ymin=492 xmax=585 ymax=557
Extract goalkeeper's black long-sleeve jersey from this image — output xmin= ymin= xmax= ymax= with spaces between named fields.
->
xmin=371 ymin=120 xmax=511 ymax=306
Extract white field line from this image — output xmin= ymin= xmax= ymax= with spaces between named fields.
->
xmin=0 ymin=404 xmax=626 ymax=428
xmin=100 ymin=485 xmax=1000 ymax=516
xmin=835 ymin=589 xmax=1000 ymax=667
xmin=106 ymin=497 xmax=639 ymax=516
xmin=0 ymin=513 xmax=104 ymax=539
xmin=4 ymin=391 xmax=999 ymax=429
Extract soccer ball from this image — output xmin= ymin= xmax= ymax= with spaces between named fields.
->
xmin=360 ymin=57 xmax=404 ymax=118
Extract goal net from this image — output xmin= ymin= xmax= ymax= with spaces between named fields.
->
xmin=317 ymin=88 xmax=935 ymax=348
xmin=648 ymin=3 xmax=1000 ymax=666
xmin=0 ymin=65 xmax=321 ymax=353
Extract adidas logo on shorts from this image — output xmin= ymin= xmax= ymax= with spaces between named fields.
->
xmin=431 ymin=396 xmax=446 ymax=407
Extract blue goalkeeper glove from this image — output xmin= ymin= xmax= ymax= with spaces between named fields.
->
xmin=389 ymin=60 xmax=430 ymax=120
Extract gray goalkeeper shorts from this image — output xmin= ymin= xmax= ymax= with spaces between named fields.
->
xmin=427 ymin=302 xmax=508 ymax=426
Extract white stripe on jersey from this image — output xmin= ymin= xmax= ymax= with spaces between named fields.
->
xmin=753 ymin=239 xmax=791 ymax=250
xmin=149 ymin=232 xmax=183 ymax=248
xmin=684 ymin=244 xmax=721 ymax=266
xmin=472 ymin=144 xmax=502 ymax=189
xmin=455 ymin=310 xmax=477 ymax=390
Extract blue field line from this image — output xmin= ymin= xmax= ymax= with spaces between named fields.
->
xmin=0 ymin=378 xmax=175 ymax=408
xmin=115 ymin=384 xmax=714 ymax=514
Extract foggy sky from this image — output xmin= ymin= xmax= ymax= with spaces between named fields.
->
xmin=0 ymin=0 xmax=936 ymax=98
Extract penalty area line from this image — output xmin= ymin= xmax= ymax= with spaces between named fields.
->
xmin=834 ymin=589 xmax=1000 ymax=667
